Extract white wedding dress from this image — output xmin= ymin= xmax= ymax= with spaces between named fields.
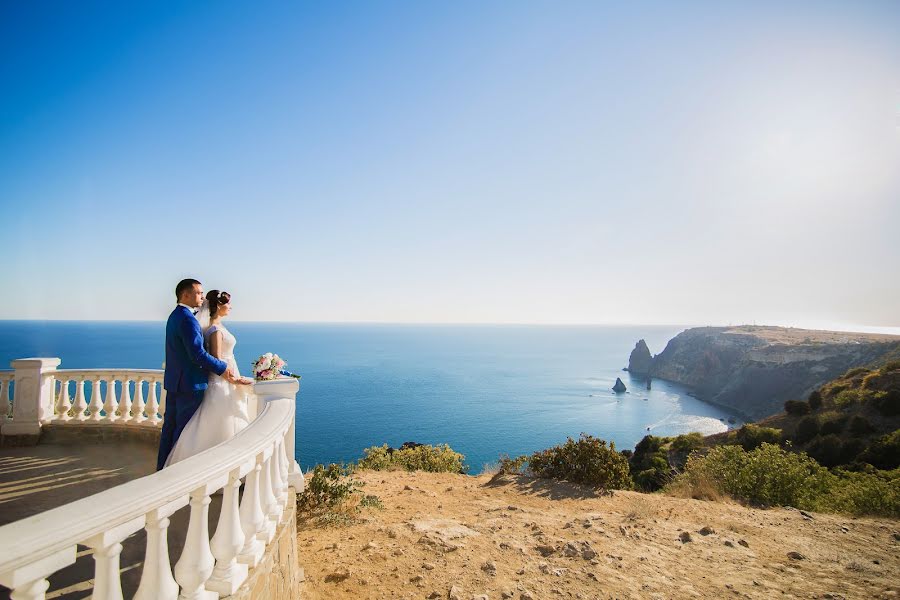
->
xmin=164 ymin=324 xmax=251 ymax=467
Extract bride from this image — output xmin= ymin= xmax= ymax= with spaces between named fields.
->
xmin=164 ymin=289 xmax=254 ymax=467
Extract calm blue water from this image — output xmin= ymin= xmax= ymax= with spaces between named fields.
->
xmin=0 ymin=321 xmax=740 ymax=471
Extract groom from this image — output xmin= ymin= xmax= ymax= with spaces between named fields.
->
xmin=157 ymin=278 xmax=238 ymax=470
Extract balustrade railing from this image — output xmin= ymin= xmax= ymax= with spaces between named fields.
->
xmin=0 ymin=376 xmax=301 ymax=600
xmin=48 ymin=369 xmax=166 ymax=425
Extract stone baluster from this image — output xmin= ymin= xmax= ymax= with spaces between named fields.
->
xmin=72 ymin=377 xmax=87 ymax=421
xmin=144 ymin=379 xmax=160 ymax=426
xmin=278 ymin=436 xmax=291 ymax=513
xmin=0 ymin=377 xmax=10 ymax=424
xmin=0 ymin=546 xmax=76 ymax=600
xmin=134 ymin=504 xmax=183 ymax=600
xmin=84 ymin=517 xmax=144 ymax=600
xmin=119 ymin=378 xmax=132 ymax=423
xmin=173 ymin=486 xmax=217 ymax=600
xmin=271 ymin=438 xmax=287 ymax=513
xmin=207 ymin=468 xmax=249 ymax=595
xmin=237 ymin=456 xmax=265 ymax=567
xmin=159 ymin=386 xmax=168 ymax=421
xmin=257 ymin=451 xmax=278 ymax=544
xmin=132 ymin=378 xmax=146 ymax=424
xmin=103 ymin=378 xmax=119 ymax=422
xmin=88 ymin=377 xmax=103 ymax=421
xmin=54 ymin=378 xmax=72 ymax=422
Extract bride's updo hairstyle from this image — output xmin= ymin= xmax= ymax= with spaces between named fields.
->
xmin=206 ymin=290 xmax=231 ymax=318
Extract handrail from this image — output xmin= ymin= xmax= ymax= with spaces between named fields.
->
xmin=0 ymin=397 xmax=293 ymax=576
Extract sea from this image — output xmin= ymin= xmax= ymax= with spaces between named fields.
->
xmin=0 ymin=321 xmax=742 ymax=472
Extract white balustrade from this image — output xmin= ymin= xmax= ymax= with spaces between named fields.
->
xmin=0 ymin=363 xmax=300 ymax=600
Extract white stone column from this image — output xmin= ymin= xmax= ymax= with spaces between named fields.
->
xmin=257 ymin=451 xmax=277 ymax=544
xmin=134 ymin=502 xmax=184 ymax=600
xmin=207 ymin=468 xmax=248 ymax=595
xmin=83 ymin=517 xmax=144 ymax=600
xmin=72 ymin=377 xmax=87 ymax=421
xmin=173 ymin=486 xmax=217 ymax=600
xmin=252 ymin=378 xmax=305 ymax=490
xmin=89 ymin=377 xmax=103 ymax=421
xmin=237 ymin=457 xmax=265 ymax=567
xmin=1 ymin=358 xmax=60 ymax=438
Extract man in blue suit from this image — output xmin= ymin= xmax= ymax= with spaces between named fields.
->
xmin=157 ymin=278 xmax=237 ymax=470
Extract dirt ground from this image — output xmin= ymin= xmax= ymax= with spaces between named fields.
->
xmin=296 ymin=471 xmax=899 ymax=600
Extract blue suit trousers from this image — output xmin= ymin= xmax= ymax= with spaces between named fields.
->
xmin=156 ymin=390 xmax=205 ymax=470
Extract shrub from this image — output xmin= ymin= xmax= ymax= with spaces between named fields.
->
xmin=806 ymin=434 xmax=844 ymax=468
xmin=834 ymin=389 xmax=860 ymax=407
xmin=842 ymin=367 xmax=870 ymax=379
xmin=670 ymin=444 xmax=900 ymax=517
xmin=357 ymin=443 xmax=466 ymax=473
xmin=823 ymin=468 xmax=900 ymax=518
xmin=848 ymin=415 xmax=875 ymax=436
xmin=670 ymin=432 xmax=705 ymax=455
xmin=496 ymin=454 xmax=528 ymax=475
xmin=784 ymin=400 xmax=811 ymax=416
xmin=671 ymin=443 xmax=831 ymax=509
xmin=859 ymin=430 xmax=900 ymax=470
xmin=528 ymin=434 xmax=632 ymax=490
xmin=819 ymin=414 xmax=847 ymax=436
xmin=807 ymin=390 xmax=823 ymax=410
xmin=734 ymin=424 xmax=782 ymax=451
xmin=872 ymin=390 xmax=900 ymax=416
xmin=794 ymin=416 xmax=820 ymax=443
xmin=298 ymin=463 xmax=362 ymax=512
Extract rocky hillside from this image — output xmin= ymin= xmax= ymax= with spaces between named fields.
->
xmin=627 ymin=326 xmax=900 ymax=420
xmin=297 ymin=470 xmax=900 ymax=600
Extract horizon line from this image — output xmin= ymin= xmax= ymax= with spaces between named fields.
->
xmin=1 ymin=318 xmax=899 ymax=336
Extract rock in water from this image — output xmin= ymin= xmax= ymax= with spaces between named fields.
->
xmin=613 ymin=378 xmax=627 ymax=393
xmin=628 ymin=339 xmax=653 ymax=374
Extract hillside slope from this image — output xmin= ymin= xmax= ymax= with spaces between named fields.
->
xmin=297 ymin=471 xmax=900 ymax=600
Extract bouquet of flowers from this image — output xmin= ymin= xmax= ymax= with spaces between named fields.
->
xmin=251 ymin=353 xmax=300 ymax=381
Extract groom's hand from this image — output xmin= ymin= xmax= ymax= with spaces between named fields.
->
xmin=223 ymin=366 xmax=238 ymax=383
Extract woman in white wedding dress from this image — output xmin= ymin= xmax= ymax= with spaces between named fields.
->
xmin=164 ymin=290 xmax=254 ymax=467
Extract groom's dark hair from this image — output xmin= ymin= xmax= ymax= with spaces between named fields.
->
xmin=175 ymin=278 xmax=201 ymax=299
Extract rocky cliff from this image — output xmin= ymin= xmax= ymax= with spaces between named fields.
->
xmin=627 ymin=339 xmax=653 ymax=374
xmin=635 ymin=326 xmax=900 ymax=420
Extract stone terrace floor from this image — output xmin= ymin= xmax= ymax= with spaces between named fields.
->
xmin=0 ymin=437 xmax=220 ymax=599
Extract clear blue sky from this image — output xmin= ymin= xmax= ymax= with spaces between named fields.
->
xmin=2 ymin=1 xmax=899 ymax=328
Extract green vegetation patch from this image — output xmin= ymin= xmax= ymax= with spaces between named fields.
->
xmin=527 ymin=433 xmax=633 ymax=490
xmin=357 ymin=443 xmax=467 ymax=473
xmin=669 ymin=443 xmax=900 ymax=517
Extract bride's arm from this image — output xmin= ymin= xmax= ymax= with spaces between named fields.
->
xmin=208 ymin=331 xmax=224 ymax=359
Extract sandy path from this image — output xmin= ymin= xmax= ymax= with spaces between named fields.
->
xmin=296 ymin=471 xmax=899 ymax=600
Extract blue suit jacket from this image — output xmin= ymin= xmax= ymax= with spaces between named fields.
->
xmin=164 ymin=305 xmax=228 ymax=392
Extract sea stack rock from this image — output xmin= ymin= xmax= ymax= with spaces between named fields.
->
xmin=612 ymin=377 xmax=627 ymax=393
xmin=628 ymin=339 xmax=653 ymax=375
